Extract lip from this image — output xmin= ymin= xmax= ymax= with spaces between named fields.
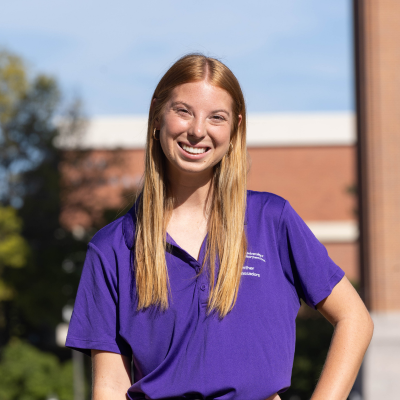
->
xmin=178 ymin=141 xmax=210 ymax=149
xmin=178 ymin=142 xmax=211 ymax=159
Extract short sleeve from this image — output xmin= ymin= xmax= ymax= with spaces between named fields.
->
xmin=277 ymin=200 xmax=345 ymax=309
xmin=65 ymin=242 xmax=131 ymax=357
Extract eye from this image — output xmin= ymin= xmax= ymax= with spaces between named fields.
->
xmin=212 ymin=114 xmax=226 ymax=121
xmin=177 ymin=108 xmax=189 ymax=114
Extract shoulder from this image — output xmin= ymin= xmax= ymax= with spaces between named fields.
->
xmin=246 ymin=190 xmax=287 ymax=223
xmin=246 ymin=191 xmax=309 ymax=233
xmin=90 ymin=215 xmax=124 ymax=250
xmin=89 ymin=205 xmax=137 ymax=259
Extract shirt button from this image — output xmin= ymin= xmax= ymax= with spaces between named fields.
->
xmin=200 ymin=284 xmax=206 ymax=291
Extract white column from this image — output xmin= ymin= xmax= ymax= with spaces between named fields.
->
xmin=363 ymin=313 xmax=400 ymax=399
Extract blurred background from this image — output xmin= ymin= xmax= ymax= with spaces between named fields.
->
xmin=0 ymin=1 xmax=399 ymax=399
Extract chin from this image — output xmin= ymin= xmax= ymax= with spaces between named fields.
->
xmin=177 ymin=164 xmax=213 ymax=176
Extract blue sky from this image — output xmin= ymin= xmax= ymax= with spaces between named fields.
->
xmin=0 ymin=0 xmax=353 ymax=116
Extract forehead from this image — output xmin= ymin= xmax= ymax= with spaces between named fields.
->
xmin=169 ymin=81 xmax=233 ymax=110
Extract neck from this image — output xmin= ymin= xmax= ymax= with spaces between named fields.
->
xmin=167 ymin=169 xmax=213 ymax=217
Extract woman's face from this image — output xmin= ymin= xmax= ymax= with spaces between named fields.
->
xmin=156 ymin=80 xmax=241 ymax=182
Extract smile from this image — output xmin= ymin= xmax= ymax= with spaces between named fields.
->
xmin=179 ymin=143 xmax=210 ymax=155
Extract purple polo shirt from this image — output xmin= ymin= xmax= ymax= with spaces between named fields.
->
xmin=66 ymin=191 xmax=344 ymax=400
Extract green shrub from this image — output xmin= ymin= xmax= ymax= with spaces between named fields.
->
xmin=0 ymin=339 xmax=73 ymax=400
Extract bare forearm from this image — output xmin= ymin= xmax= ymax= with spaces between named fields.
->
xmin=92 ymin=386 xmax=129 ymax=400
xmin=310 ymin=316 xmax=373 ymax=400
xmin=91 ymin=350 xmax=131 ymax=400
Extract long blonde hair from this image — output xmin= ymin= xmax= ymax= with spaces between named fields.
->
xmin=134 ymin=54 xmax=247 ymax=318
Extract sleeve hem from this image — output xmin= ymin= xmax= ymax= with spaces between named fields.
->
xmin=65 ymin=337 xmax=131 ymax=357
xmin=310 ymin=269 xmax=345 ymax=309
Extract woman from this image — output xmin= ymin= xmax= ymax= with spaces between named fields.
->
xmin=66 ymin=54 xmax=373 ymax=400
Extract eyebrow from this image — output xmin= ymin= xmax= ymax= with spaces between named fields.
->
xmin=170 ymin=101 xmax=231 ymax=116
xmin=171 ymin=101 xmax=191 ymax=109
xmin=212 ymin=109 xmax=231 ymax=116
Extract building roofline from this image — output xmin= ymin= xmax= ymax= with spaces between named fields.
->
xmin=56 ymin=111 xmax=355 ymax=150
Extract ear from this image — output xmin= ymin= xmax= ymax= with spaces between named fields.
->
xmin=237 ymin=114 xmax=242 ymax=127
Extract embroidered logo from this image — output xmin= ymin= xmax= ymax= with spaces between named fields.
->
xmin=241 ymin=252 xmax=264 ymax=278
xmin=245 ymin=252 xmax=266 ymax=263
xmin=241 ymin=265 xmax=260 ymax=277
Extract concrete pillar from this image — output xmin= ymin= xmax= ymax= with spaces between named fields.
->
xmin=353 ymin=0 xmax=400 ymax=398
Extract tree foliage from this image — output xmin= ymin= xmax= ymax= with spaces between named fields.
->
xmin=0 ymin=339 xmax=74 ymax=400
xmin=0 ymin=51 xmax=27 ymax=126
xmin=0 ymin=50 xmax=62 ymax=207
xmin=0 ymin=206 xmax=29 ymax=300
xmin=0 ymin=49 xmax=87 ymax=348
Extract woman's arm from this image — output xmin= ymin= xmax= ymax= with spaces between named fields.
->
xmin=91 ymin=350 xmax=132 ymax=400
xmin=310 ymin=276 xmax=374 ymax=400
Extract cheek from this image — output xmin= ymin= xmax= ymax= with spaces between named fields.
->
xmin=159 ymin=123 xmax=184 ymax=159
xmin=159 ymin=125 xmax=177 ymax=153
xmin=212 ymin=127 xmax=231 ymax=150
xmin=162 ymin=113 xmax=188 ymax=137
xmin=159 ymin=134 xmax=173 ymax=162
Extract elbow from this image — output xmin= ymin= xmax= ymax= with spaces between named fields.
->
xmin=356 ymin=301 xmax=374 ymax=344
xmin=337 ymin=308 xmax=374 ymax=347
xmin=354 ymin=308 xmax=374 ymax=349
xmin=365 ymin=311 xmax=374 ymax=342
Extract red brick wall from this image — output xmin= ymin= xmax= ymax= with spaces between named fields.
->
xmin=325 ymin=243 xmax=358 ymax=283
xmin=247 ymin=146 xmax=357 ymax=221
xmin=60 ymin=145 xmax=359 ymax=281
xmin=60 ymin=149 xmax=145 ymax=230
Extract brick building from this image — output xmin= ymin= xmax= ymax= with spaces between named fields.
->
xmin=60 ymin=111 xmax=359 ymax=282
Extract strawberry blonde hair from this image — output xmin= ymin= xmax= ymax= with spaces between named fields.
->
xmin=134 ymin=53 xmax=247 ymax=318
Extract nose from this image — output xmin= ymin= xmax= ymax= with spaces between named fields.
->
xmin=187 ymin=116 xmax=206 ymax=141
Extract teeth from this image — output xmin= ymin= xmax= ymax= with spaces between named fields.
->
xmin=181 ymin=144 xmax=207 ymax=154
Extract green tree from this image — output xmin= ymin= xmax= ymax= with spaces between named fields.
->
xmin=0 ymin=50 xmax=58 ymax=207
xmin=0 ymin=207 xmax=29 ymax=301
xmin=0 ymin=339 xmax=74 ymax=400
xmin=0 ymin=49 xmax=87 ymax=349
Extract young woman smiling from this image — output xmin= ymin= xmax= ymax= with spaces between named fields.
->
xmin=66 ymin=54 xmax=373 ymax=400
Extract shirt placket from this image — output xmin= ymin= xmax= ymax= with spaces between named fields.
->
xmin=190 ymin=262 xmax=208 ymax=308
xmin=166 ymin=233 xmax=210 ymax=309
xmin=196 ymin=241 xmax=209 ymax=308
